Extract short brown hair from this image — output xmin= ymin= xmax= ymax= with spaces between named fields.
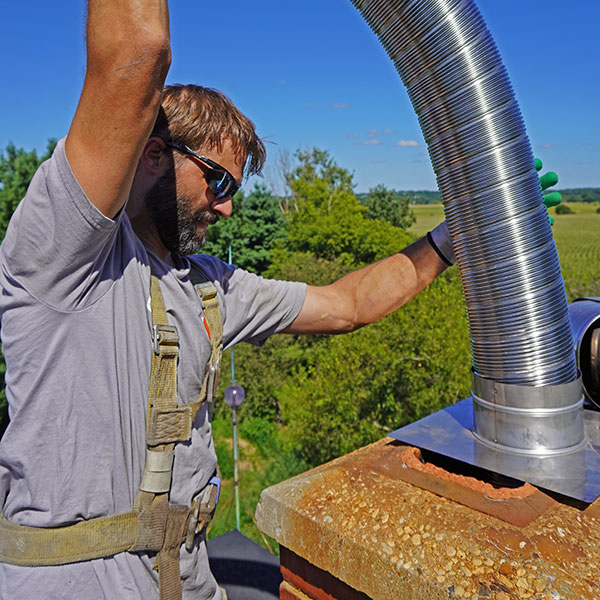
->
xmin=151 ymin=84 xmax=266 ymax=176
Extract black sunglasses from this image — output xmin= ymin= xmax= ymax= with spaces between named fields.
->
xmin=165 ymin=141 xmax=241 ymax=199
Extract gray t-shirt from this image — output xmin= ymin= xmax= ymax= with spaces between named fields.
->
xmin=0 ymin=139 xmax=306 ymax=599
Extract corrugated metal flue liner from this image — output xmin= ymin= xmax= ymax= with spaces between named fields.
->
xmin=351 ymin=0 xmax=582 ymax=454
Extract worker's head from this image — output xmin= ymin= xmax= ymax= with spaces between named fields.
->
xmin=151 ymin=85 xmax=266 ymax=177
xmin=140 ymin=85 xmax=266 ymax=255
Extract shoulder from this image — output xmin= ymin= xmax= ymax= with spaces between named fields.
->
xmin=187 ymin=254 xmax=307 ymax=347
xmin=188 ymin=254 xmax=235 ymax=288
xmin=18 ymin=138 xmax=118 ymax=233
xmin=188 ymin=254 xmax=283 ymax=297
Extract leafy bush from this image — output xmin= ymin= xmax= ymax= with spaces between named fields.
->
xmin=283 ymin=149 xmax=414 ymax=267
xmin=555 ymin=203 xmax=575 ymax=215
xmin=277 ymin=269 xmax=471 ymax=466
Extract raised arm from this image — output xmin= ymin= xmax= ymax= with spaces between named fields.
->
xmin=65 ymin=0 xmax=171 ymax=218
xmin=284 ymin=235 xmax=449 ymax=335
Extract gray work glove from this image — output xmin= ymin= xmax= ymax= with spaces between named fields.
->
xmin=427 ymin=220 xmax=455 ymax=266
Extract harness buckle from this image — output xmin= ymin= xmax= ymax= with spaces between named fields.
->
xmin=184 ymin=476 xmax=221 ymax=550
xmin=195 ymin=282 xmax=218 ymax=309
xmin=206 ymin=357 xmax=222 ymax=422
xmin=152 ymin=324 xmax=179 ymax=355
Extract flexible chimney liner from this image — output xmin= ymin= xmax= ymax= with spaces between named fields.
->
xmin=351 ymin=0 xmax=584 ymax=455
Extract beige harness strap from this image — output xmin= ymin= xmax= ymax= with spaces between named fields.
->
xmin=133 ymin=266 xmax=224 ymax=600
xmin=0 ymin=512 xmax=138 ymax=567
xmin=132 ymin=269 xmax=184 ymax=599
xmin=157 ymin=505 xmax=190 ymax=600
xmin=190 ymin=282 xmax=224 ymax=421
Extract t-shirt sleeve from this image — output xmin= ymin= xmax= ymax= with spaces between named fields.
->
xmin=190 ymin=255 xmax=307 ymax=348
xmin=0 ymin=138 xmax=130 ymax=310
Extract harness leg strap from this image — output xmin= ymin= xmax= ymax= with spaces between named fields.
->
xmin=157 ymin=506 xmax=190 ymax=600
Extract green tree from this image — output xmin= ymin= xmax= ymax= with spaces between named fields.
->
xmin=364 ymin=184 xmax=416 ymax=230
xmin=0 ymin=139 xmax=57 ymax=239
xmin=0 ymin=139 xmax=57 ymax=435
xmin=287 ymin=148 xmax=354 ymax=213
xmin=203 ymin=183 xmax=286 ymax=274
xmin=281 ymin=148 xmax=414 ymax=268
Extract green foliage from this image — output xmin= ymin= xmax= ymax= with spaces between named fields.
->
xmin=239 ymin=416 xmax=279 ymax=457
xmin=208 ymin=413 xmax=308 ymax=548
xmin=283 ymin=148 xmax=414 ymax=268
xmin=0 ymin=139 xmax=57 ymax=240
xmin=286 ymin=202 xmax=413 ymax=267
xmin=277 ymin=270 xmax=471 ymax=466
xmin=555 ymin=203 xmax=575 ymax=215
xmin=358 ymin=190 xmax=442 ymax=205
xmin=203 ymin=183 xmax=286 ymax=273
xmin=559 ymin=188 xmax=600 ymax=203
xmin=364 ymin=184 xmax=416 ymax=230
xmin=288 ymin=147 xmax=355 ymax=214
xmin=266 ymin=249 xmax=351 ymax=286
xmin=213 ymin=335 xmax=316 ymax=424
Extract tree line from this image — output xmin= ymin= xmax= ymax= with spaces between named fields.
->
xmin=559 ymin=188 xmax=600 ymax=204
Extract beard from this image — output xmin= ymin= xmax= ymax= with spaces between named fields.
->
xmin=144 ymin=171 xmax=219 ymax=256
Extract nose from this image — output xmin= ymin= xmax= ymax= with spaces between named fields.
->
xmin=211 ymin=196 xmax=233 ymax=218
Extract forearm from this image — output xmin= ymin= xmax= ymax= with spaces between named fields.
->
xmin=286 ymin=236 xmax=449 ymax=334
xmin=66 ymin=0 xmax=171 ymax=217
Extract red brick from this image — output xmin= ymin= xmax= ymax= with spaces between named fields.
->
xmin=280 ymin=546 xmax=371 ymax=600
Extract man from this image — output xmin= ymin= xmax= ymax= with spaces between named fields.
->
xmin=0 ymin=2 xmax=454 ymax=599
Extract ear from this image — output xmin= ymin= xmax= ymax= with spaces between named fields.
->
xmin=139 ymin=137 xmax=170 ymax=177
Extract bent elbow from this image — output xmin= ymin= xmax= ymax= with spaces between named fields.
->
xmin=87 ymin=26 xmax=171 ymax=78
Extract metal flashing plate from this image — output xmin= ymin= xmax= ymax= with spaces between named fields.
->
xmin=389 ymin=398 xmax=600 ymax=504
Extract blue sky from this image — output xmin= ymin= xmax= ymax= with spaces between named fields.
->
xmin=1 ymin=1 xmax=598 ymax=192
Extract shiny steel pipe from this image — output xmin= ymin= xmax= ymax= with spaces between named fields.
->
xmin=351 ymin=0 xmax=583 ymax=454
xmin=472 ymin=374 xmax=585 ymax=455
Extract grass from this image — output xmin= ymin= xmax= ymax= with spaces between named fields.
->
xmin=409 ymin=204 xmax=445 ymax=237
xmin=207 ymin=414 xmax=308 ymax=553
xmin=207 ymin=415 xmax=275 ymax=549
xmin=550 ymin=202 xmax=600 ymax=299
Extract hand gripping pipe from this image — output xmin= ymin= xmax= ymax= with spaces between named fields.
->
xmin=351 ymin=0 xmax=584 ymax=455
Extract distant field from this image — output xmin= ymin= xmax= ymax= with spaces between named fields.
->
xmin=551 ymin=203 xmax=600 ymax=299
xmin=410 ymin=201 xmax=600 ymax=299
xmin=409 ymin=203 xmax=445 ymax=236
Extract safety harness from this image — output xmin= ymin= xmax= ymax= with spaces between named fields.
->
xmin=0 ymin=261 xmax=224 ymax=600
